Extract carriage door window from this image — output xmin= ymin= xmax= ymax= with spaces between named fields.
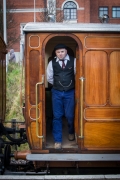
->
xmin=63 ymin=1 xmax=77 ymax=20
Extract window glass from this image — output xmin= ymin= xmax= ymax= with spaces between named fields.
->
xmin=112 ymin=7 xmax=120 ymax=18
xmin=99 ymin=7 xmax=108 ymax=17
xmin=63 ymin=1 xmax=77 ymax=20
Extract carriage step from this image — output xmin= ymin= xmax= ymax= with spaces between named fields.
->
xmin=27 ymin=153 xmax=120 ymax=161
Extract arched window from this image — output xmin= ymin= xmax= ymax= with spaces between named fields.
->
xmin=63 ymin=1 xmax=77 ymax=20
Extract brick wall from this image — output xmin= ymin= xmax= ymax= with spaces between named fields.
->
xmin=90 ymin=0 xmax=120 ymax=23
xmin=8 ymin=0 xmax=120 ymax=58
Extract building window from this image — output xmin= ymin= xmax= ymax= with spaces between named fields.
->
xmin=112 ymin=7 xmax=120 ymax=18
xmin=99 ymin=7 xmax=108 ymax=17
xmin=63 ymin=1 xmax=77 ymax=20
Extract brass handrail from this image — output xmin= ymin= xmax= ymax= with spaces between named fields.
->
xmin=78 ymin=77 xmax=85 ymax=139
xmin=36 ymin=75 xmax=44 ymax=139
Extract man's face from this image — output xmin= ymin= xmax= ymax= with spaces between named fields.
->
xmin=55 ymin=48 xmax=67 ymax=60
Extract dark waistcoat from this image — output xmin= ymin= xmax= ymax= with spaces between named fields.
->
xmin=52 ymin=56 xmax=75 ymax=91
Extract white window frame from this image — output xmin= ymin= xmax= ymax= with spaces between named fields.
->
xmin=99 ymin=6 xmax=108 ymax=18
xmin=112 ymin=7 xmax=120 ymax=18
xmin=62 ymin=0 xmax=78 ymax=23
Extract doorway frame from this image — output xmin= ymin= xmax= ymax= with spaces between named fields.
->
xmin=42 ymin=33 xmax=83 ymax=151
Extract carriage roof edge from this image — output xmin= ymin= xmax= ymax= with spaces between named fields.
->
xmin=23 ymin=22 xmax=120 ymax=32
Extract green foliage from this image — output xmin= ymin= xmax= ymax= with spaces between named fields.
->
xmin=17 ymin=143 xmax=29 ymax=151
xmin=5 ymin=63 xmax=24 ymax=122
xmin=5 ymin=63 xmax=29 ymax=151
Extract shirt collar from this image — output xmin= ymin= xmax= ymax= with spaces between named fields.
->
xmin=55 ymin=54 xmax=70 ymax=62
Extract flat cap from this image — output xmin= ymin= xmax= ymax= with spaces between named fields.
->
xmin=54 ymin=44 xmax=67 ymax=51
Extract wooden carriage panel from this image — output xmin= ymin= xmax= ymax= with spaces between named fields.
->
xmin=84 ymin=108 xmax=120 ymax=120
xmin=30 ymin=122 xmax=41 ymax=149
xmin=85 ymin=36 xmax=120 ymax=49
xmin=29 ymin=35 xmax=40 ymax=48
xmin=84 ymin=51 xmax=107 ymax=106
xmin=110 ymin=51 xmax=120 ymax=106
xmin=82 ymin=38 xmax=120 ymax=150
xmin=84 ymin=122 xmax=120 ymax=149
xmin=29 ymin=50 xmax=40 ymax=104
xmin=25 ymin=33 xmax=47 ymax=150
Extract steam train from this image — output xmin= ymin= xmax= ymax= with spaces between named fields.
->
xmin=0 ymin=22 xmax=120 ymax=175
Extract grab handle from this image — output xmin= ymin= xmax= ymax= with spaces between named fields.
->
xmin=78 ymin=77 xmax=85 ymax=139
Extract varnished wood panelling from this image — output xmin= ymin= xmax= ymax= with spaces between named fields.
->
xmin=30 ymin=122 xmax=41 ymax=149
xmin=28 ymin=103 xmax=43 ymax=149
xmin=85 ymin=51 xmax=107 ymax=105
xmin=85 ymin=108 xmax=120 ymax=120
xmin=29 ymin=106 xmax=40 ymax=120
xmin=84 ymin=122 xmax=120 ymax=149
xmin=110 ymin=51 xmax=120 ymax=106
xmin=85 ymin=36 xmax=120 ymax=49
xmin=25 ymin=32 xmax=120 ymax=153
xmin=25 ymin=33 xmax=45 ymax=150
xmin=29 ymin=50 xmax=40 ymax=104
xmin=29 ymin=35 xmax=40 ymax=48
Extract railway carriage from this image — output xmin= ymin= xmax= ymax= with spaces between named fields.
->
xmin=21 ymin=22 xmax=120 ymax=169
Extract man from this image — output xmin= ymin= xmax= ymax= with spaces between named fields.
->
xmin=47 ymin=44 xmax=76 ymax=149
xmin=9 ymin=49 xmax=16 ymax=63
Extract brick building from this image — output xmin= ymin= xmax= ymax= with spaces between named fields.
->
xmin=4 ymin=0 xmax=120 ymax=61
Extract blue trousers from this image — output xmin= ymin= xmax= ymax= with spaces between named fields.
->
xmin=51 ymin=88 xmax=75 ymax=143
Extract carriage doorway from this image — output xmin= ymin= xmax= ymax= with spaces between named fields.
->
xmin=44 ymin=35 xmax=81 ymax=150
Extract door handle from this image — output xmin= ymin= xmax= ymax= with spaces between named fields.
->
xmin=35 ymin=75 xmax=44 ymax=139
xmin=78 ymin=77 xmax=85 ymax=139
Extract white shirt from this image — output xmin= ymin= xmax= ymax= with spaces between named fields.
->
xmin=47 ymin=54 xmax=76 ymax=84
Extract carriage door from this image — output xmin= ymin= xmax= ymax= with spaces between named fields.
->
xmin=82 ymin=48 xmax=120 ymax=151
xmin=25 ymin=33 xmax=45 ymax=150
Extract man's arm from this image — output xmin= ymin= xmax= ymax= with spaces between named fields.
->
xmin=46 ymin=61 xmax=53 ymax=85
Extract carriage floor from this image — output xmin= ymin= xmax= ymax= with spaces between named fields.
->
xmin=46 ymin=117 xmax=78 ymax=149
